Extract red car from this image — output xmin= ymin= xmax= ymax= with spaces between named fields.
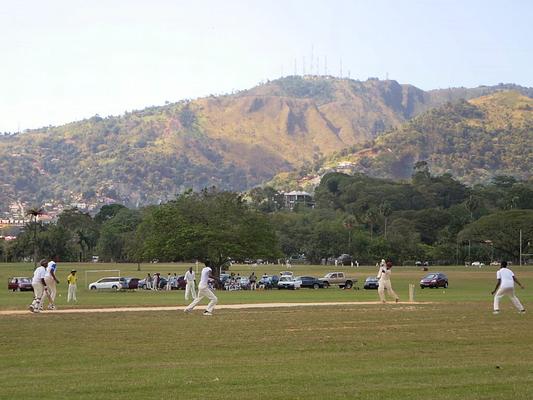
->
xmin=8 ymin=277 xmax=33 ymax=292
xmin=419 ymin=273 xmax=449 ymax=289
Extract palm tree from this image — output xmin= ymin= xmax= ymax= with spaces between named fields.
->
xmin=26 ymin=208 xmax=44 ymax=266
xmin=379 ymin=201 xmax=392 ymax=239
xmin=343 ymin=215 xmax=357 ymax=252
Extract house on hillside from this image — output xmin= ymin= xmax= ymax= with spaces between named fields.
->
xmin=283 ymin=191 xmax=314 ymax=210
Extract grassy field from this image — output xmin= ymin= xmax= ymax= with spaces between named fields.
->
xmin=1 ymin=262 xmax=532 ymax=399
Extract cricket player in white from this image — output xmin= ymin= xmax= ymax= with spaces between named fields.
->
xmin=377 ymin=259 xmax=399 ymax=303
xmin=29 ymin=260 xmax=48 ymax=313
xmin=184 ymin=267 xmax=196 ymax=300
xmin=184 ymin=265 xmax=217 ymax=315
xmin=42 ymin=257 xmax=60 ymax=310
xmin=492 ymin=261 xmax=526 ymax=314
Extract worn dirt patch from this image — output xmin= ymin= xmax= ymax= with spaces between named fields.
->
xmin=0 ymin=301 xmax=431 ymax=316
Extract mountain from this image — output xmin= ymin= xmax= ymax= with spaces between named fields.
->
xmin=310 ymin=91 xmax=533 ymax=186
xmin=1 ymin=77 xmax=532 ymax=209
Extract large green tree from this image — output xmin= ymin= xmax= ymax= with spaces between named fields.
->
xmin=138 ymin=190 xmax=281 ymax=274
xmin=458 ymin=210 xmax=533 ymax=262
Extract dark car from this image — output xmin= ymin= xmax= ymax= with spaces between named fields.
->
xmin=122 ymin=277 xmax=140 ymax=290
xmin=8 ymin=277 xmax=33 ymax=292
xmin=336 ymin=254 xmax=353 ymax=266
xmin=363 ymin=276 xmax=379 ymax=290
xmin=420 ymin=273 xmax=448 ymax=289
xmin=297 ymin=276 xmax=325 ymax=289
xmin=175 ymin=275 xmax=187 ymax=290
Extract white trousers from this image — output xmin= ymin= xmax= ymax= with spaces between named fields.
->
xmin=68 ymin=284 xmax=77 ymax=302
xmin=185 ymin=282 xmax=197 ymax=300
xmin=494 ymin=287 xmax=524 ymax=311
xmin=185 ymin=286 xmax=217 ymax=313
xmin=31 ymin=282 xmax=45 ymax=308
xmin=43 ymin=277 xmax=57 ymax=305
xmin=378 ymin=279 xmax=399 ymax=302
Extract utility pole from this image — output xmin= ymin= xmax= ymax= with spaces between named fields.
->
xmin=520 ymin=229 xmax=522 ymax=266
xmin=310 ymin=45 xmax=314 ymax=75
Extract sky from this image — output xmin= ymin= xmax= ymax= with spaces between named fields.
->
xmin=1 ymin=0 xmax=532 ymax=132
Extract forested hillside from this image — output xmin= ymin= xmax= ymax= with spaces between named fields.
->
xmin=309 ymin=91 xmax=533 ymax=186
xmin=1 ymin=77 xmax=532 ymax=208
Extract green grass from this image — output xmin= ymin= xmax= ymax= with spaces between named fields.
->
xmin=1 ymin=262 xmax=532 ymax=399
xmin=2 ymin=262 xmax=532 ymax=309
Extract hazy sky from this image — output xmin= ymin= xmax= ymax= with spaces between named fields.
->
xmin=1 ymin=0 xmax=532 ymax=132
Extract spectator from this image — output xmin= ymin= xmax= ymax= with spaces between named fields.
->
xmin=166 ymin=273 xmax=172 ymax=291
xmin=146 ymin=273 xmax=152 ymax=290
xmin=249 ymin=272 xmax=257 ymax=291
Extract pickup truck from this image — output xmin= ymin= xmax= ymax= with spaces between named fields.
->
xmin=319 ymin=272 xmax=357 ymax=289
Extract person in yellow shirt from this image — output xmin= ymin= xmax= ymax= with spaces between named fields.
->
xmin=67 ymin=270 xmax=78 ymax=302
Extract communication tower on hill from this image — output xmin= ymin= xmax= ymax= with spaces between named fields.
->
xmin=310 ymin=45 xmax=314 ymax=75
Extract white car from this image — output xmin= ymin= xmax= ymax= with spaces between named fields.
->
xmin=277 ymin=276 xmax=302 ymax=290
xmin=471 ymin=261 xmax=485 ymax=267
xmin=88 ymin=277 xmax=126 ymax=290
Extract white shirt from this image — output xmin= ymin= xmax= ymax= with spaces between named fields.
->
xmin=497 ymin=268 xmax=515 ymax=289
xmin=198 ymin=267 xmax=212 ymax=289
xmin=185 ymin=270 xmax=195 ymax=283
xmin=32 ymin=266 xmax=47 ymax=285
xmin=377 ymin=267 xmax=391 ymax=282
xmin=44 ymin=260 xmax=57 ymax=278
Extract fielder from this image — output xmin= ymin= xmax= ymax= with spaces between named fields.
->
xmin=184 ymin=266 xmax=196 ymax=300
xmin=67 ymin=269 xmax=78 ymax=302
xmin=29 ymin=259 xmax=48 ymax=313
xmin=377 ymin=259 xmax=399 ymax=303
xmin=184 ymin=264 xmax=217 ymax=316
xmin=491 ymin=261 xmax=526 ymax=314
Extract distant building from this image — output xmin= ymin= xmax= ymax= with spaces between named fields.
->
xmin=283 ymin=191 xmax=314 ymax=210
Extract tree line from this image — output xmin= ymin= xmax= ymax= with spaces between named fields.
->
xmin=2 ymin=169 xmax=532 ymax=270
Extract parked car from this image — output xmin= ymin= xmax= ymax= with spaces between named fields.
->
xmin=8 ymin=277 xmax=33 ymax=292
xmin=297 ymin=276 xmax=325 ymax=289
xmin=420 ymin=273 xmax=448 ymax=289
xmin=289 ymin=254 xmax=308 ymax=264
xmin=277 ymin=276 xmax=302 ymax=290
xmin=319 ymin=272 xmax=357 ymax=289
xmin=174 ymin=275 xmax=187 ymax=290
xmin=363 ymin=276 xmax=379 ymax=290
xmin=122 ymin=277 xmax=140 ymax=290
xmin=471 ymin=261 xmax=485 ymax=267
xmin=88 ymin=277 xmax=126 ymax=290
xmin=237 ymin=276 xmax=251 ymax=290
xmin=415 ymin=261 xmax=430 ymax=267
xmin=258 ymin=275 xmax=279 ymax=289
xmin=336 ymin=254 xmax=353 ymax=266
